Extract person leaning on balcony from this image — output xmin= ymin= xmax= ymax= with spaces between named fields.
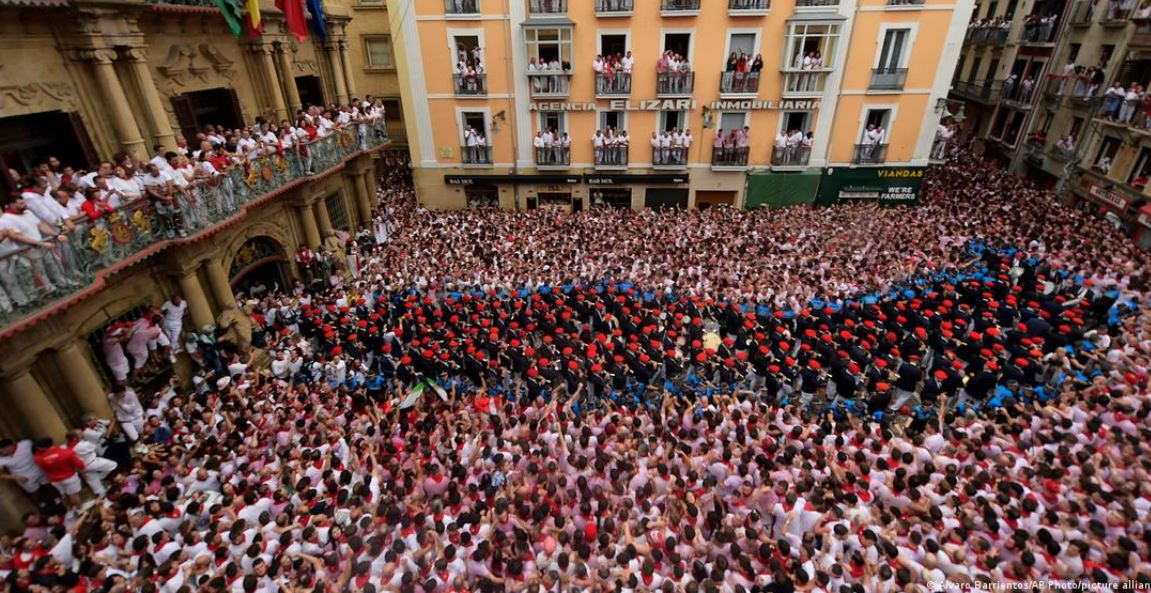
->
xmin=1121 ymin=85 xmax=1144 ymax=124
xmin=561 ymin=133 xmax=571 ymax=162
xmin=737 ymin=126 xmax=750 ymax=163
xmin=0 ymin=194 xmax=74 ymax=303
xmin=621 ymin=51 xmax=634 ymax=76
xmin=775 ymin=129 xmax=789 ymax=163
xmin=618 ymin=131 xmax=630 ymax=164
xmin=143 ymin=163 xmax=182 ymax=238
xmin=592 ymin=130 xmax=606 ymax=164
xmin=1103 ymin=83 xmax=1126 ymax=120
xmin=651 ymin=132 xmax=662 ymax=165
xmin=534 ymin=131 xmax=548 ymax=165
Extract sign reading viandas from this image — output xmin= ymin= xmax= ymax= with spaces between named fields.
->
xmin=815 ymin=167 xmax=926 ymax=207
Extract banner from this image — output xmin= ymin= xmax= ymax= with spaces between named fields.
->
xmin=815 ymin=167 xmax=926 ymax=207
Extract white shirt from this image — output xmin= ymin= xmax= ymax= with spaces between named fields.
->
xmin=162 ymin=300 xmax=188 ymax=328
xmin=0 ymin=211 xmax=46 ymax=256
xmin=0 ymin=440 xmax=46 ymax=482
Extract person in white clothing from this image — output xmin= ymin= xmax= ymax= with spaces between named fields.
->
xmin=108 ymin=385 xmax=146 ymax=442
xmin=67 ymin=429 xmax=116 ymax=496
xmin=0 ymin=438 xmax=48 ymax=494
xmin=160 ymin=295 xmax=188 ymax=358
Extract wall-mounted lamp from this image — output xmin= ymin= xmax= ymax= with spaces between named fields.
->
xmin=702 ymin=106 xmax=714 ymax=129
xmin=491 ymin=110 xmax=507 ymax=132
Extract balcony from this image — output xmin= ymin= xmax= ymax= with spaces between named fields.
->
xmin=1040 ymin=75 xmax=1068 ymax=105
xmin=0 ymin=121 xmax=390 ymax=329
xmin=964 ymin=27 xmax=1010 ymax=45
xmin=454 ymin=73 xmax=487 ymax=97
xmin=1001 ymin=78 xmax=1037 ymax=106
xmin=528 ymin=72 xmax=571 ymax=98
xmin=661 ymin=0 xmax=701 ymax=14
xmin=795 ymin=0 xmax=839 ymax=8
xmin=729 ymin=0 xmax=770 ymax=13
xmin=781 ymin=69 xmax=831 ymax=97
xmin=720 ymin=71 xmax=761 ymax=95
xmin=656 ymin=71 xmax=695 ymax=96
xmin=1134 ymin=14 xmax=1151 ymax=47
xmin=1019 ymin=19 xmax=1057 ymax=44
xmin=712 ymin=147 xmax=749 ymax=168
xmin=528 ymin=0 xmax=567 ymax=15
xmin=1096 ymin=91 xmax=1151 ymax=130
xmin=535 ymin=145 xmax=571 ymax=168
xmin=870 ymin=67 xmax=907 ymax=91
xmin=444 ymin=0 xmax=480 ymax=16
xmin=595 ymin=0 xmax=633 ymax=15
xmin=1070 ymin=0 xmax=1095 ymax=25
xmin=951 ymin=80 xmax=1002 ymax=104
xmin=772 ymin=145 xmax=811 ymax=167
xmin=1047 ymin=145 xmax=1078 ymax=162
xmin=852 ymin=143 xmax=888 ymax=164
xmin=596 ymin=72 xmax=632 ymax=97
xmin=593 ymin=144 xmax=629 ymax=169
xmin=652 ymin=147 xmax=688 ymax=169
xmin=461 ymin=145 xmax=493 ymax=165
xmin=1101 ymin=1 xmax=1135 ymax=24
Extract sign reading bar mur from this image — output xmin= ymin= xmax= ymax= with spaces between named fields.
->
xmin=528 ymin=99 xmax=821 ymax=112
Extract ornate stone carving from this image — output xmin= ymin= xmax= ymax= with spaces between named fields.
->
xmin=156 ymin=43 xmax=236 ymax=95
xmin=293 ymin=59 xmax=318 ymax=75
xmin=0 ymin=82 xmax=78 ymax=111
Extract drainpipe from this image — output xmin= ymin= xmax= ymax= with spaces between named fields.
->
xmin=504 ymin=0 xmax=522 ymax=211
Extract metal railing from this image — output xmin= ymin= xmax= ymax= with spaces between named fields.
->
xmin=528 ymin=0 xmax=567 ymax=14
xmin=147 ymin=0 xmax=219 ymax=7
xmin=656 ymin=71 xmax=695 ymax=95
xmin=1019 ymin=19 xmax=1058 ymax=43
xmin=853 ymin=143 xmax=889 ymax=164
xmin=1102 ymin=0 xmax=1135 ymax=23
xmin=1001 ymin=78 xmax=1038 ymax=104
xmin=661 ymin=0 xmax=701 ymax=10
xmin=454 ymin=73 xmax=487 ymax=96
xmin=886 ymin=0 xmax=925 ymax=5
xmin=870 ymin=67 xmax=907 ymax=90
xmin=782 ymin=69 xmax=831 ymax=95
xmin=535 ymin=145 xmax=571 ymax=167
xmin=528 ymin=72 xmax=571 ymax=98
xmin=652 ymin=147 xmax=688 ymax=167
xmin=1097 ymin=91 xmax=1151 ymax=128
xmin=595 ymin=0 xmax=633 ymax=12
xmin=1047 ymin=145 xmax=1078 ymax=161
xmin=772 ymin=145 xmax=811 ymax=166
xmin=0 ymin=121 xmax=389 ymax=327
xmin=720 ymin=71 xmax=761 ymax=94
xmin=951 ymin=80 xmax=1002 ymax=103
xmin=795 ymin=0 xmax=839 ymax=7
xmin=593 ymin=144 xmax=630 ymax=167
xmin=965 ymin=27 xmax=1010 ymax=44
xmin=461 ymin=145 xmax=493 ymax=165
xmin=712 ymin=147 xmax=750 ymax=167
xmin=444 ymin=0 xmax=480 ymax=14
xmin=729 ymin=0 xmax=770 ymax=10
xmin=596 ymin=72 xmax=632 ymax=96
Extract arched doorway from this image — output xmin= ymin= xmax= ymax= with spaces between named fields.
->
xmin=229 ymin=236 xmax=289 ymax=298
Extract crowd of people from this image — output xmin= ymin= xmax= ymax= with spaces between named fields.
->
xmin=0 ymin=101 xmax=388 ymax=318
xmin=592 ymin=53 xmax=635 ymax=96
xmin=2 ymin=144 xmax=1151 ymax=593
xmin=655 ymin=52 xmax=693 ymax=95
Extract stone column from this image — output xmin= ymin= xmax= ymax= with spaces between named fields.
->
xmin=53 ymin=340 xmax=112 ymax=418
xmin=203 ymin=259 xmax=235 ymax=313
xmin=176 ymin=266 xmax=215 ymax=329
xmin=276 ymin=42 xmax=303 ymax=115
xmin=314 ymin=198 xmax=334 ymax=237
xmin=122 ymin=48 xmax=176 ymax=150
xmin=254 ymin=43 xmax=288 ymax=121
xmin=297 ymin=204 xmax=321 ymax=249
xmin=338 ymin=39 xmax=356 ymax=101
xmin=83 ymin=49 xmax=146 ymax=159
xmin=0 ymin=367 xmax=68 ymax=442
xmin=325 ymin=41 xmax=349 ymax=104
xmin=346 ymin=170 xmax=371 ymax=225
xmin=361 ymin=169 xmax=378 ymax=210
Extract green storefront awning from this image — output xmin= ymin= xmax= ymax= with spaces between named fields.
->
xmin=746 ymin=169 xmax=821 ymax=209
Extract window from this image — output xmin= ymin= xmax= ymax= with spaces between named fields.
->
xmin=1094 ymin=136 xmax=1120 ymax=170
xmin=728 ymin=33 xmax=757 ymax=57
xmin=325 ymin=194 xmax=351 ymax=231
xmin=983 ymin=58 xmax=1000 ymax=86
xmin=454 ymin=36 xmax=482 ymax=68
xmin=1100 ymin=44 xmax=1115 ymax=67
xmin=877 ymin=29 xmax=910 ymax=70
xmin=1069 ymin=116 xmax=1084 ymax=138
xmin=863 ymin=109 xmax=892 ymax=139
xmin=382 ymin=99 xmax=403 ymax=121
xmin=719 ymin=112 xmax=748 ymax=132
xmin=1129 ymin=147 xmax=1151 ymax=187
xmin=781 ymin=111 xmax=813 ymax=133
xmin=539 ymin=112 xmax=565 ymax=134
xmin=599 ymin=111 xmax=627 ymax=132
xmin=954 ymin=55 xmax=966 ymax=84
xmin=663 ymin=33 xmax=692 ymax=59
xmin=659 ymin=111 xmax=688 ymax=132
xmin=600 ymin=34 xmax=628 ymax=57
xmin=1068 ymin=43 xmax=1081 ymax=63
xmin=525 ymin=27 xmax=573 ymax=66
xmin=1003 ymin=0 xmax=1017 ymax=16
xmin=1040 ymin=109 xmax=1054 ymax=133
xmin=365 ymin=36 xmax=395 ymax=69
xmin=984 ymin=0 xmax=997 ymax=17
xmin=784 ymin=23 xmax=839 ymax=71
xmin=968 ymin=57 xmax=982 ymax=83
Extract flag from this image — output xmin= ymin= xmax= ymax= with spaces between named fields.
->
xmin=212 ymin=0 xmax=244 ymax=35
xmin=306 ymin=0 xmax=328 ymax=42
xmin=277 ymin=0 xmax=308 ymax=43
xmin=246 ymin=0 xmax=263 ymax=36
xmin=398 ymin=381 xmax=427 ymax=410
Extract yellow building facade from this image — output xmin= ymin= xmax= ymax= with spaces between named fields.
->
xmin=390 ymin=0 xmax=975 ymax=210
